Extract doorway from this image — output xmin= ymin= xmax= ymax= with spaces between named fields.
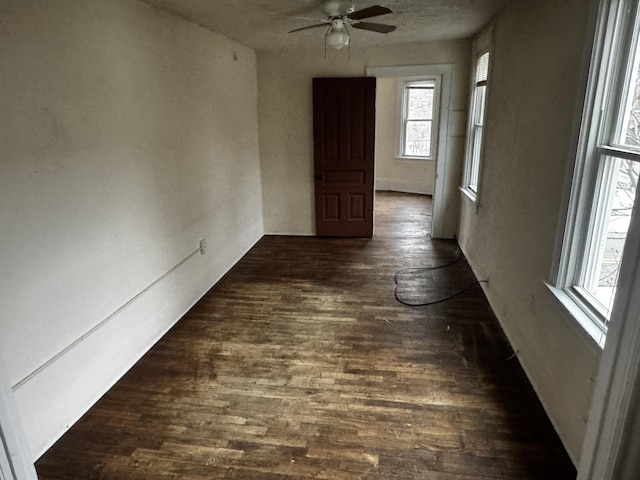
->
xmin=367 ymin=64 xmax=454 ymax=239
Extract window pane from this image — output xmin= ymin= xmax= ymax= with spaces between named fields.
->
xmin=620 ymin=57 xmax=640 ymax=148
xmin=407 ymin=87 xmax=433 ymax=120
xmin=469 ymin=126 xmax=483 ymax=191
xmin=616 ymin=22 xmax=640 ymax=149
xmin=474 ymin=85 xmax=486 ymax=125
xmin=582 ymin=157 xmax=639 ymax=317
xmin=404 ymin=120 xmax=432 ymax=156
xmin=465 ymin=83 xmax=487 ymax=192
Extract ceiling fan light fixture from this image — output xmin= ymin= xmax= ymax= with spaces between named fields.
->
xmin=326 ymin=18 xmax=350 ymax=49
xmin=289 ymin=3 xmax=395 ymax=52
xmin=326 ymin=29 xmax=350 ymax=49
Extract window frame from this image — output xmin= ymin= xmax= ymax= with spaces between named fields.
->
xmin=461 ymin=30 xmax=493 ymax=204
xmin=550 ymin=0 xmax=640 ymax=347
xmin=396 ymin=76 xmax=441 ymax=161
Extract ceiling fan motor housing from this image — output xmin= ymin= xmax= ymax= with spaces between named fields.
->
xmin=321 ymin=0 xmax=355 ymax=17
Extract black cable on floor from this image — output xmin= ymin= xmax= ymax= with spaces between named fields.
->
xmin=394 ymin=280 xmax=489 ymax=307
xmin=393 ymin=253 xmax=463 ymax=284
xmin=393 ymin=245 xmax=488 ymax=306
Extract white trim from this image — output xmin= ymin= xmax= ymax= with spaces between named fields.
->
xmin=599 ymin=144 xmax=640 ymax=160
xmin=0 ymin=356 xmax=37 ymax=480
xmin=578 ymin=171 xmax=640 ymax=479
xmin=459 ymin=185 xmax=477 ymax=204
xmin=367 ymin=64 xmax=453 ymax=239
xmin=545 ymin=283 xmax=607 ymax=347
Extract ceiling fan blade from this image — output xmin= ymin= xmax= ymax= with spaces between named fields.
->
xmin=352 ymin=22 xmax=396 ymax=34
xmin=347 ymin=5 xmax=392 ymax=21
xmin=289 ymin=22 xmax=329 ymax=33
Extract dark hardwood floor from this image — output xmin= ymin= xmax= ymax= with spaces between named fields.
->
xmin=36 ymin=192 xmax=576 ymax=479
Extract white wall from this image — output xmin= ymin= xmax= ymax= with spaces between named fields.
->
xmin=0 ymin=0 xmax=263 ymax=458
xmin=458 ymin=0 xmax=600 ymax=463
xmin=258 ymin=40 xmax=469 ymax=236
xmin=375 ymin=78 xmax=436 ymax=195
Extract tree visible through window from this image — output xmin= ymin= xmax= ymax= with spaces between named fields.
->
xmin=553 ymin=0 xmax=640 ymax=343
xmin=401 ymin=80 xmax=435 ymax=158
xmin=583 ymin=57 xmax=640 ymax=317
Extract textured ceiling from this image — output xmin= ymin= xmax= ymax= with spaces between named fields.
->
xmin=138 ymin=0 xmax=511 ymax=50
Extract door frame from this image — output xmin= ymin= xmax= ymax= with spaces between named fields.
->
xmin=366 ymin=64 xmax=453 ymax=239
xmin=0 ymin=354 xmax=37 ymax=480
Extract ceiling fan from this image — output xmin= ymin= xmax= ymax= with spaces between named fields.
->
xmin=289 ymin=0 xmax=396 ymax=50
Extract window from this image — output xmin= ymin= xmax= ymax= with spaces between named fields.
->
xmin=552 ymin=0 xmax=640 ymax=345
xmin=462 ymin=51 xmax=490 ymax=200
xmin=399 ymin=79 xmax=438 ymax=159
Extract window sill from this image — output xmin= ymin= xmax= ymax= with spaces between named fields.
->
xmin=544 ymin=282 xmax=606 ymax=349
xmin=395 ymin=156 xmax=435 ymax=162
xmin=459 ymin=186 xmax=478 ymax=205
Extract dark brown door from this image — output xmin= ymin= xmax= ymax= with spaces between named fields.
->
xmin=313 ymin=77 xmax=376 ymax=237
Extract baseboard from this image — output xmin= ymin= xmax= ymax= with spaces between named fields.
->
xmin=459 ymin=249 xmax=579 ymax=467
xmin=376 ymin=177 xmax=433 ymax=195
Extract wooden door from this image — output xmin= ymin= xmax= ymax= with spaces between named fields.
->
xmin=313 ymin=77 xmax=376 ymax=237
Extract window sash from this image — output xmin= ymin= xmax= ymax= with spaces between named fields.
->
xmin=575 ymin=152 xmax=639 ymax=323
xmin=400 ymin=80 xmax=438 ymax=158
xmin=555 ymin=0 xmax=640 ymax=338
xmin=610 ymin=1 xmax=640 ymax=148
xmin=574 ymin=0 xmax=640 ymax=324
xmin=462 ymin=54 xmax=489 ymax=196
xmin=405 ymin=86 xmax=434 ymax=121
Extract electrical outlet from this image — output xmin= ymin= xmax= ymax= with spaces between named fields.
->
xmin=199 ymin=239 xmax=207 ymax=255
